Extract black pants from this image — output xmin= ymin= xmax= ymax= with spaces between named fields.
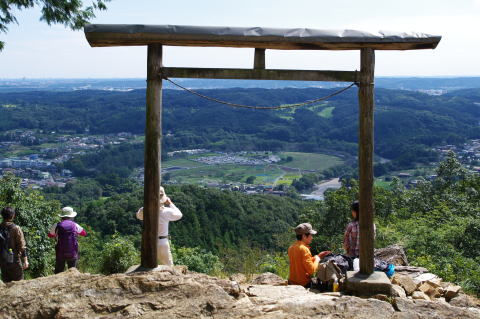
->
xmin=0 ymin=262 xmax=23 ymax=282
xmin=55 ymin=257 xmax=78 ymax=274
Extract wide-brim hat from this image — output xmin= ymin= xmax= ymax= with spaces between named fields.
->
xmin=60 ymin=206 xmax=77 ymax=218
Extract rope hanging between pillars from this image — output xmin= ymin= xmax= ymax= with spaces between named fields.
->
xmin=162 ymin=75 xmax=359 ymax=110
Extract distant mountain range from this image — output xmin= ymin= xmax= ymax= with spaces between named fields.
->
xmin=1 ymin=77 xmax=480 ymax=93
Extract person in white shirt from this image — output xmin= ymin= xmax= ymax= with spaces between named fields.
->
xmin=136 ymin=186 xmax=182 ymax=266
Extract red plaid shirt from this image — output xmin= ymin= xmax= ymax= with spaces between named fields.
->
xmin=344 ymin=221 xmax=359 ymax=257
xmin=344 ymin=220 xmax=376 ymax=257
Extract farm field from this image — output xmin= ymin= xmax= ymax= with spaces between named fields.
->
xmin=163 ymin=151 xmax=344 ymax=186
xmin=280 ymin=152 xmax=344 ymax=171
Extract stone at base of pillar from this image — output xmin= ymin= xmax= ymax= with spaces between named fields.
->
xmin=344 ymin=271 xmax=392 ymax=296
xmin=125 ymin=264 xmax=174 ymax=274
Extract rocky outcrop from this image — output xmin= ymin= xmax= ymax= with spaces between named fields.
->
xmin=0 ymin=267 xmax=479 ymax=318
xmin=250 ymin=272 xmax=288 ymax=286
xmin=374 ymin=245 xmax=409 ymax=266
xmin=392 ymin=274 xmax=417 ymax=295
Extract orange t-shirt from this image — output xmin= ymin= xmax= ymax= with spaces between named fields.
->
xmin=288 ymin=241 xmax=319 ymax=286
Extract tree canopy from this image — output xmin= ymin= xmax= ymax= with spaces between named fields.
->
xmin=0 ymin=0 xmax=110 ymax=50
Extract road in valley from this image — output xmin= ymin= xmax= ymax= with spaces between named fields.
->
xmin=301 ymin=177 xmax=342 ymax=200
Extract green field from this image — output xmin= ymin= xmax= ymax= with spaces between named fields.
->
xmin=163 ymin=151 xmax=344 ymax=186
xmin=163 ymin=158 xmax=205 ymax=169
xmin=318 ymin=106 xmax=335 ymax=118
xmin=280 ymin=152 xmax=344 ymax=171
xmin=374 ymin=180 xmax=392 ymax=189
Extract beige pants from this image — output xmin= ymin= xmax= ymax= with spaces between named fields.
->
xmin=157 ymin=238 xmax=173 ymax=266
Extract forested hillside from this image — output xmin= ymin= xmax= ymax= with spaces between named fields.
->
xmin=1 ymin=87 xmax=480 ymax=169
xmin=7 ymin=153 xmax=478 ymax=295
xmin=1 ymin=87 xmax=480 ymax=295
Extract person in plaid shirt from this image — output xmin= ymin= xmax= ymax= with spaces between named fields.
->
xmin=343 ymin=200 xmax=375 ymax=258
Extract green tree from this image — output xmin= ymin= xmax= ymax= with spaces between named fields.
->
xmin=245 ymin=175 xmax=256 ymax=184
xmin=99 ymin=233 xmax=139 ymax=274
xmin=0 ymin=173 xmax=58 ymax=277
xmin=0 ymin=0 xmax=111 ymax=51
xmin=434 ymin=151 xmax=467 ymax=189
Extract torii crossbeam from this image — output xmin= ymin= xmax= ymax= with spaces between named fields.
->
xmin=84 ymin=24 xmax=441 ymax=275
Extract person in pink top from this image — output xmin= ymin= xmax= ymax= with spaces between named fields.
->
xmin=48 ymin=207 xmax=87 ymax=273
xmin=136 ymin=186 xmax=182 ymax=266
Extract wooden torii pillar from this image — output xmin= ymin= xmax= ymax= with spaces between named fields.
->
xmin=84 ymin=25 xmax=441 ymax=271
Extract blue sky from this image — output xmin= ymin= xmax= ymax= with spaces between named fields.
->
xmin=1 ymin=0 xmax=480 ymax=78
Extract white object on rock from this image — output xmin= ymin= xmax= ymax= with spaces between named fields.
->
xmin=353 ymin=258 xmax=360 ymax=271
xmin=414 ymin=273 xmax=438 ymax=284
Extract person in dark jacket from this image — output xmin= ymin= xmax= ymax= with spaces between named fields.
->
xmin=0 ymin=207 xmax=28 ymax=282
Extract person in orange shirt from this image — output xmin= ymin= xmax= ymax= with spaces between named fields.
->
xmin=288 ymin=223 xmax=330 ymax=288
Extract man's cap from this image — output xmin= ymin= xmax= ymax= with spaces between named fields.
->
xmin=60 ymin=206 xmax=77 ymax=218
xmin=295 ymin=223 xmax=317 ymax=235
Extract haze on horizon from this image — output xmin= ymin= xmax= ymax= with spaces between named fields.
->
xmin=1 ymin=0 xmax=480 ymax=79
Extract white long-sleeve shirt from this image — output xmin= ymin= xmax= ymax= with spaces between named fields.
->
xmin=136 ymin=203 xmax=182 ymax=237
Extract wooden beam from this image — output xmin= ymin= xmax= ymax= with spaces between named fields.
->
xmin=84 ymin=25 xmax=441 ymax=51
xmin=141 ymin=44 xmax=163 ymax=268
xmin=161 ymin=67 xmax=356 ymax=82
xmin=86 ymin=35 xmax=440 ymax=50
xmin=254 ymin=48 xmax=266 ymax=69
xmin=358 ymin=48 xmax=375 ymax=275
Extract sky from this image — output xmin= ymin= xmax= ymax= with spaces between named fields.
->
xmin=1 ymin=0 xmax=480 ymax=78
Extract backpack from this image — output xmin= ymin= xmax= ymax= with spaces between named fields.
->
xmin=317 ymin=259 xmax=343 ymax=282
xmin=321 ymin=254 xmax=354 ymax=274
xmin=55 ymin=220 xmax=78 ymax=259
xmin=0 ymin=224 xmax=15 ymax=264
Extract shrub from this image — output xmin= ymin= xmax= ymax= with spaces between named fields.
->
xmin=100 ymin=234 xmax=139 ymax=274
xmin=172 ymin=246 xmax=223 ymax=275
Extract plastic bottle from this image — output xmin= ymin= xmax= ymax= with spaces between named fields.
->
xmin=7 ymin=248 xmax=14 ymax=263
xmin=332 ymin=278 xmax=339 ymax=292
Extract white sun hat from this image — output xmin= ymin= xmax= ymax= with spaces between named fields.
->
xmin=60 ymin=206 xmax=77 ymax=218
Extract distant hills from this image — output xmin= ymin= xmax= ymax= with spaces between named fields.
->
xmin=1 ymin=77 xmax=480 ymax=93
xmin=1 ymin=85 xmax=479 ymax=175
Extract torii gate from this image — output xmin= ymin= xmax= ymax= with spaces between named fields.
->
xmin=84 ymin=25 xmax=440 ymax=277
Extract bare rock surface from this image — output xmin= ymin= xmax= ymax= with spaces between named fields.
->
xmin=0 ymin=268 xmax=479 ymax=318
xmin=444 ymin=285 xmax=462 ymax=301
xmin=393 ymin=298 xmax=480 ymax=319
xmin=392 ymin=274 xmax=417 ymax=295
xmin=412 ymin=291 xmax=430 ymax=301
xmin=394 ymin=266 xmax=428 ymax=278
xmin=449 ymin=293 xmax=480 ymax=308
xmin=374 ymin=245 xmax=409 ymax=266
xmin=229 ymin=273 xmax=247 ymax=284
xmin=250 ymin=272 xmax=287 ymax=286
xmin=391 ymin=284 xmax=407 ymax=298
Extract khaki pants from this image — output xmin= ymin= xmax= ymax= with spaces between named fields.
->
xmin=157 ymin=238 xmax=173 ymax=266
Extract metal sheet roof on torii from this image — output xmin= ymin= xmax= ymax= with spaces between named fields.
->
xmin=84 ymin=24 xmax=441 ymax=50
